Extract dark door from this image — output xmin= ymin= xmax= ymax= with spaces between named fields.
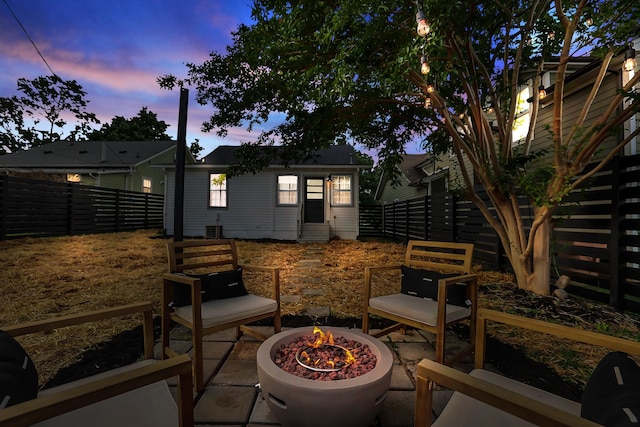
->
xmin=304 ymin=177 xmax=324 ymax=223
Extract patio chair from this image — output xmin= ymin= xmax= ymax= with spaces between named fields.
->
xmin=414 ymin=308 xmax=640 ymax=426
xmin=0 ymin=302 xmax=194 ymax=427
xmin=362 ymin=240 xmax=477 ymax=365
xmin=162 ymin=239 xmax=281 ymax=391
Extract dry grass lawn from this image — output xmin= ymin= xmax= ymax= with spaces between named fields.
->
xmin=1 ymin=229 xmax=638 ymax=388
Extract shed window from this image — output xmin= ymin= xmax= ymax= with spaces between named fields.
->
xmin=278 ymin=175 xmax=298 ymax=205
xmin=331 ymin=175 xmax=352 ymax=206
xmin=209 ymin=173 xmax=227 ymax=208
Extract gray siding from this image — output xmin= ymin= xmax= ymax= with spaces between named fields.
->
xmin=164 ymin=165 xmax=361 ymax=240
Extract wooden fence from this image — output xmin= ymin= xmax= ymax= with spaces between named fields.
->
xmin=0 ymin=175 xmax=164 ymax=240
xmin=361 ymin=153 xmax=640 ymax=312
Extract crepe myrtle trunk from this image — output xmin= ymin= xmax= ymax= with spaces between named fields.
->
xmin=500 ymin=207 xmax=552 ymax=295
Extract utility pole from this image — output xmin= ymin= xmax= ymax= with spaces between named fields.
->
xmin=173 ymin=88 xmax=188 ymax=243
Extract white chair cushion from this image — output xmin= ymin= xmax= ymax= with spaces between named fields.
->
xmin=35 ymin=360 xmax=178 ymax=427
xmin=434 ymin=369 xmax=582 ymax=426
xmin=369 ymin=293 xmax=470 ymax=326
xmin=174 ymin=294 xmax=277 ymax=328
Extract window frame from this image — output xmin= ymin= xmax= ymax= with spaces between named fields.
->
xmin=208 ymin=173 xmax=227 ymax=208
xmin=330 ymin=174 xmax=353 ymax=206
xmin=276 ymin=174 xmax=299 ymax=206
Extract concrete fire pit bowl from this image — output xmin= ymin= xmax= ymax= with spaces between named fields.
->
xmin=257 ymin=327 xmax=393 ymax=427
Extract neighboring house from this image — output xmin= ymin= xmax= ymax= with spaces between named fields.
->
xmin=378 ymin=43 xmax=639 ymax=204
xmin=375 ymin=153 xmax=449 ymax=204
xmin=163 ymin=144 xmax=371 ymax=242
xmin=0 ymin=140 xmax=193 ymax=194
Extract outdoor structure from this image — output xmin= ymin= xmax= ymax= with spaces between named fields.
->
xmin=375 ymin=153 xmax=448 ymax=204
xmin=0 ymin=140 xmax=193 ymax=195
xmin=163 ymin=144 xmax=371 ymax=242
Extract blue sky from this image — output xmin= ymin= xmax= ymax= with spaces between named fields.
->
xmin=0 ymin=0 xmax=263 ymax=156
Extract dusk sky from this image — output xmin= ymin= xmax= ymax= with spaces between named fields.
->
xmin=0 ymin=0 xmax=267 ymax=156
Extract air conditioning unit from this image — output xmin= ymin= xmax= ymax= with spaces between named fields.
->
xmin=205 ymin=225 xmax=223 ymax=239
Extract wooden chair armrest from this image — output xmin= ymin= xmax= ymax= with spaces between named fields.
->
xmin=239 ymin=264 xmax=281 ymax=301
xmin=2 ymin=302 xmax=155 ymax=360
xmin=415 ymin=359 xmax=600 ymax=427
xmin=239 ymin=264 xmax=279 ymax=274
xmin=363 ymin=264 xmax=402 ymax=301
xmin=0 ymin=354 xmax=194 ymax=427
xmin=438 ymin=273 xmax=477 ymax=286
xmin=162 ymin=273 xmax=200 ymax=285
xmin=475 ymin=309 xmax=640 ymax=368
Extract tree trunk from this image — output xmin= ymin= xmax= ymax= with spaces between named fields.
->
xmin=499 ymin=206 xmax=552 ymax=295
xmin=528 ymin=215 xmax=552 ymax=295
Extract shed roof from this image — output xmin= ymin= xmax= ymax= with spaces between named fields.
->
xmin=0 ymin=140 xmax=180 ymax=169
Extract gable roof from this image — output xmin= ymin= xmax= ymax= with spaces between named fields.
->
xmin=201 ymin=144 xmax=370 ymax=167
xmin=0 ymin=140 xmax=183 ymax=170
xmin=374 ymin=153 xmax=432 ymax=200
xmin=399 ymin=153 xmax=432 ymax=185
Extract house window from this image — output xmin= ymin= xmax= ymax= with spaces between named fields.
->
xmin=66 ymin=173 xmax=81 ymax=183
xmin=512 ymin=85 xmax=531 ymax=144
xmin=142 ymin=178 xmax=152 ymax=193
xmin=331 ymin=175 xmax=352 ymax=206
xmin=277 ymin=175 xmax=298 ymax=205
xmin=209 ymin=173 xmax=227 ymax=208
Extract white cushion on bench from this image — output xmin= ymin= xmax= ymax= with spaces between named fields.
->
xmin=174 ymin=294 xmax=277 ymax=328
xmin=34 ymin=359 xmax=178 ymax=427
xmin=434 ymin=369 xmax=582 ymax=426
xmin=369 ymin=293 xmax=470 ymax=326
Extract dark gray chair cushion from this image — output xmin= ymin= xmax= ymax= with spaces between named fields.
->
xmin=0 ymin=330 xmax=38 ymax=408
xmin=400 ymin=265 xmax=468 ymax=307
xmin=582 ymin=351 xmax=640 ymax=426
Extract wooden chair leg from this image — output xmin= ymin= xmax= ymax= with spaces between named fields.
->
xmin=415 ymin=374 xmax=434 ymax=427
xmin=274 ymin=313 xmax=282 ymax=334
xmin=362 ymin=312 xmax=370 ymax=334
xmin=193 ymin=331 xmax=204 ymax=392
xmin=435 ymin=323 xmax=446 ymax=364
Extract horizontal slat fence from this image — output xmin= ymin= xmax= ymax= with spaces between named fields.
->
xmin=0 ymin=176 xmax=163 ymax=240
xmin=360 ymin=153 xmax=640 ymax=313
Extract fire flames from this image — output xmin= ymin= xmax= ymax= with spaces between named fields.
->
xmin=298 ymin=326 xmax=357 ymax=370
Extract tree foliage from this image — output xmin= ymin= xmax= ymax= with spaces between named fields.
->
xmin=88 ymin=107 xmax=171 ymax=142
xmin=159 ymin=0 xmax=640 ymax=293
xmin=0 ymin=75 xmax=99 ymax=154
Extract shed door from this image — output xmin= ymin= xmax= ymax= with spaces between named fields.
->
xmin=304 ymin=177 xmax=324 ymax=223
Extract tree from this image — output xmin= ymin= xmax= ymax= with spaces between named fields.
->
xmin=0 ymin=75 xmax=99 ymax=154
xmin=88 ymin=107 xmax=171 ymax=141
xmin=159 ymin=0 xmax=640 ymax=294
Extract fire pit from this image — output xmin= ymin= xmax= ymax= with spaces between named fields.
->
xmin=257 ymin=327 xmax=393 ymax=427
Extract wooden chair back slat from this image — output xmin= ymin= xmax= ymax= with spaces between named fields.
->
xmin=167 ymin=239 xmax=238 ymax=273
xmin=405 ymin=240 xmax=473 ymax=273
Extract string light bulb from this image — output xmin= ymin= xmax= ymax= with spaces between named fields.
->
xmin=486 ymin=107 xmax=494 ymax=114
xmin=623 ymin=48 xmax=637 ymax=72
xmin=548 ymin=30 xmax=555 ymax=41
xmin=424 ymin=97 xmax=431 ymax=109
xmin=585 ymin=15 xmax=593 ymax=26
xmin=538 ymin=84 xmax=547 ymax=99
xmin=420 ymin=56 xmax=430 ymax=74
xmin=416 ymin=10 xmax=430 ymax=36
xmin=426 ymin=84 xmax=435 ymax=93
